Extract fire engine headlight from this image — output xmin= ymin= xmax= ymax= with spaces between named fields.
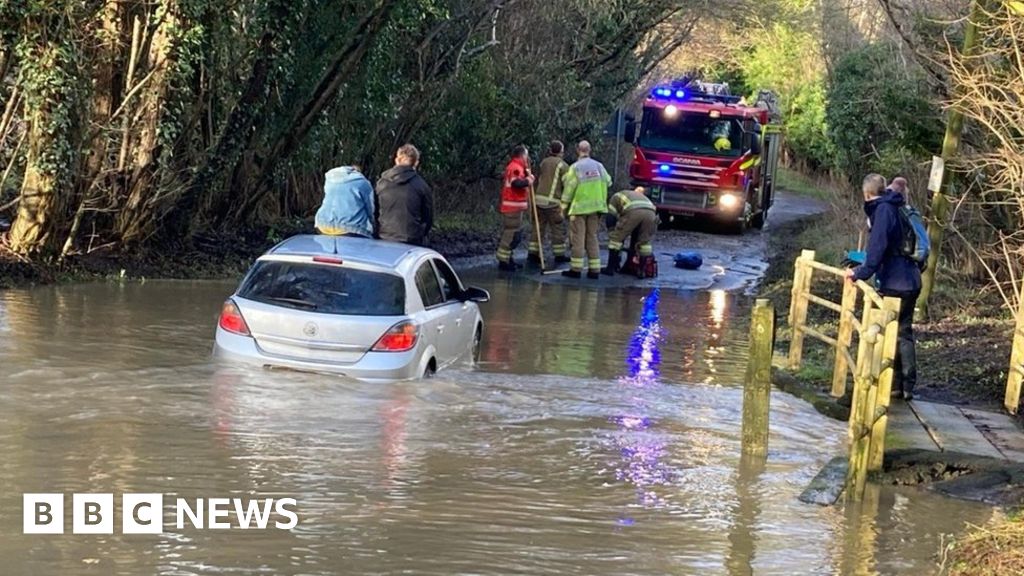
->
xmin=664 ymin=104 xmax=679 ymax=119
xmin=719 ymin=193 xmax=741 ymax=209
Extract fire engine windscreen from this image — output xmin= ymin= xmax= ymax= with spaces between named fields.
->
xmin=638 ymin=110 xmax=744 ymax=157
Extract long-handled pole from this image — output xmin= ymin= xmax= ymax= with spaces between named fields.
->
xmin=529 ymin=185 xmax=546 ymax=271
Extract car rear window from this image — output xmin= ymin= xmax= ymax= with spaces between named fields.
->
xmin=237 ymin=260 xmax=405 ymax=316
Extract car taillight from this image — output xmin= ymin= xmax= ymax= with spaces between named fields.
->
xmin=219 ymin=300 xmax=251 ymax=336
xmin=372 ymin=321 xmax=418 ymax=352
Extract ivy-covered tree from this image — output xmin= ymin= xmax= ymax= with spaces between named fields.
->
xmin=0 ymin=0 xmax=714 ymax=256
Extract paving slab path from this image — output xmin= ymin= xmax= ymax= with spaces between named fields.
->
xmin=887 ymin=400 xmax=1024 ymax=462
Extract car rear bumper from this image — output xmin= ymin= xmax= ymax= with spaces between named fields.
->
xmin=213 ymin=328 xmax=424 ymax=382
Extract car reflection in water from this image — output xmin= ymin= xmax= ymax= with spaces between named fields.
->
xmin=613 ymin=289 xmax=674 ymax=511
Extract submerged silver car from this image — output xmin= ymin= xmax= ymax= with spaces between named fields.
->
xmin=214 ymin=235 xmax=489 ymax=381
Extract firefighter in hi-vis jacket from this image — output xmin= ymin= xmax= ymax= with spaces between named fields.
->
xmin=603 ymin=187 xmax=658 ymax=276
xmin=560 ymin=140 xmax=611 ymax=279
xmin=528 ymin=140 xmax=570 ymax=266
xmin=496 ymin=145 xmax=534 ymax=271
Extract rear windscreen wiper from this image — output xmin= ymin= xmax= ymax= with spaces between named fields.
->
xmin=265 ymin=297 xmax=318 ymax=310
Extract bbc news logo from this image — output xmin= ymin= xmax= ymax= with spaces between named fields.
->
xmin=23 ymin=494 xmax=298 ymax=534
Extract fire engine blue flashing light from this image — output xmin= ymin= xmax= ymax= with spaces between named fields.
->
xmin=658 ymin=164 xmax=671 ymax=174
xmin=652 ymin=86 xmax=688 ymax=101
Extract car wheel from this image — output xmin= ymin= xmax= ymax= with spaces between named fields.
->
xmin=472 ymin=325 xmax=483 ymax=364
xmin=423 ymin=359 xmax=437 ymax=379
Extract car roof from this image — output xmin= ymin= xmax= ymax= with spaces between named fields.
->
xmin=265 ymin=235 xmax=437 ymax=268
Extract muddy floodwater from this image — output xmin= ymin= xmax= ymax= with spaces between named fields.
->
xmin=0 ymin=276 xmax=997 ymax=575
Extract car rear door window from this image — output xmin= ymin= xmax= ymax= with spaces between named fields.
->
xmin=238 ymin=261 xmax=405 ymax=316
xmin=415 ymin=262 xmax=445 ymax=308
xmin=432 ymin=259 xmax=464 ymax=302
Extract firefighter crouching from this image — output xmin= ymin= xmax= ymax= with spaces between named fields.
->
xmin=603 ymin=187 xmax=658 ymax=276
xmin=528 ymin=140 xmax=570 ymax=266
xmin=496 ymin=145 xmax=534 ymax=271
xmin=561 ymin=140 xmax=611 ymax=279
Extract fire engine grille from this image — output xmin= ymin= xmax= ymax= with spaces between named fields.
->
xmin=661 ymin=188 xmax=707 ymax=210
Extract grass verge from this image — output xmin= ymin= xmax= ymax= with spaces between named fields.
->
xmin=944 ymin=516 xmax=1024 ymax=576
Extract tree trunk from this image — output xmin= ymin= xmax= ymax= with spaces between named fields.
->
xmin=117 ymin=1 xmax=177 ymax=243
xmin=170 ymin=0 xmax=301 ymax=234
xmin=9 ymin=21 xmax=81 ymax=255
xmin=915 ymin=0 xmax=990 ymax=320
xmin=224 ymin=1 xmax=399 ymax=225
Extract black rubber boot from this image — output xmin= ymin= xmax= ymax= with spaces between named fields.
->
xmin=527 ymin=252 xmax=541 ymax=266
xmin=555 ymin=255 xmax=571 ymax=264
xmin=561 ymin=269 xmax=582 ymax=278
xmin=498 ymin=260 xmax=516 ymax=272
xmin=587 ymin=270 xmax=600 ymax=280
xmin=602 ymin=250 xmax=620 ymax=276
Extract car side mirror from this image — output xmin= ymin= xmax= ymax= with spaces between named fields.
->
xmin=461 ymin=286 xmax=490 ymax=303
xmin=749 ymin=133 xmax=762 ymax=155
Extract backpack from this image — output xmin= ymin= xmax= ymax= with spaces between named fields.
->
xmin=897 ymin=205 xmax=930 ymax=270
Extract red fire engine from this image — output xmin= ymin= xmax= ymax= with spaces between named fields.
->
xmin=624 ymin=80 xmax=782 ymax=233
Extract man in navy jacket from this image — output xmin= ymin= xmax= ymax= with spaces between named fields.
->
xmin=846 ymin=173 xmax=921 ymax=400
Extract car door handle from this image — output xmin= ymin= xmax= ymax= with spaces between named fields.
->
xmin=455 ymin=318 xmax=463 ymax=327
xmin=437 ymin=324 xmax=445 ymax=333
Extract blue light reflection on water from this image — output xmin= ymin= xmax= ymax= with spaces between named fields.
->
xmin=613 ymin=289 xmax=674 ymax=511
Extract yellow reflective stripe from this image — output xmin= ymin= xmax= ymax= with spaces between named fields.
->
xmin=561 ymin=166 xmax=578 ymax=208
xmin=740 ymin=157 xmax=757 ymax=170
xmin=540 ymin=162 xmax=565 ymax=199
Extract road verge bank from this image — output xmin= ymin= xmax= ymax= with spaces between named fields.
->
xmin=0 ymin=213 xmax=499 ymax=289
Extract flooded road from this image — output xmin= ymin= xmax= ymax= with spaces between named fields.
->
xmin=0 ymin=279 xmax=996 ymax=575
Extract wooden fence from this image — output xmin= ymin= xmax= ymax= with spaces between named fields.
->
xmin=787 ymin=249 xmax=901 ymax=501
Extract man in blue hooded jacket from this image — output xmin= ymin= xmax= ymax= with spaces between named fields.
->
xmin=846 ymin=173 xmax=921 ymax=400
xmin=315 ymin=165 xmax=375 ymax=238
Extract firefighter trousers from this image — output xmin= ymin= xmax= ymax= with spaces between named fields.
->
xmin=496 ymin=212 xmax=524 ymax=263
xmin=608 ymin=209 xmax=657 ymax=257
xmin=528 ymin=205 xmax=566 ymax=257
xmin=569 ymin=213 xmax=601 ymax=272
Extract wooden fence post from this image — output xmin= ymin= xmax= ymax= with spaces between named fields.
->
xmin=832 ymin=280 xmax=858 ymax=397
xmin=846 ymin=299 xmax=877 ymax=501
xmin=788 ymin=249 xmax=815 ymax=370
xmin=742 ymin=299 xmax=776 ymax=458
xmin=1006 ymin=289 xmax=1024 ymax=414
xmin=867 ymin=297 xmax=901 ymax=472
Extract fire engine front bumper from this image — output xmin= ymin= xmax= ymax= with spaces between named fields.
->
xmin=648 ymin=186 xmax=745 ymax=219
